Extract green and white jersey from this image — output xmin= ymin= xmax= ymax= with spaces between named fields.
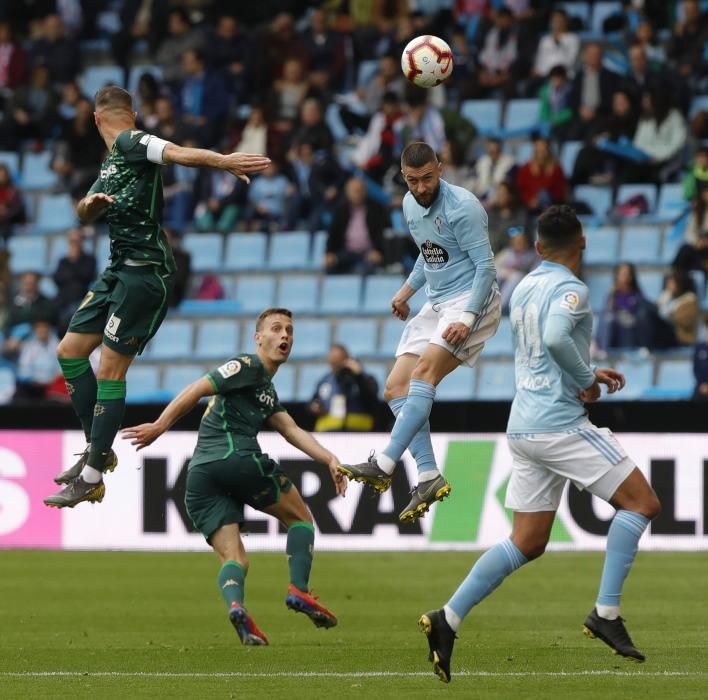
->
xmin=190 ymin=353 xmax=286 ymax=468
xmin=88 ymin=128 xmax=175 ymax=273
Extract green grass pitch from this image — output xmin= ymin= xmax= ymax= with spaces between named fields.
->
xmin=1 ymin=551 xmax=706 ymax=699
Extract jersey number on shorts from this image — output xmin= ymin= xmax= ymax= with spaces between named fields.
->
xmin=511 ymin=303 xmax=542 ymax=368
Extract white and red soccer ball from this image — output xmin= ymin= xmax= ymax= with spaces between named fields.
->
xmin=401 ymin=35 xmax=454 ymax=88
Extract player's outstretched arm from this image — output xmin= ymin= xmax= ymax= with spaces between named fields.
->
xmin=162 ymin=143 xmax=270 ymax=184
xmin=579 ymin=367 xmax=625 ymax=403
xmin=267 ymin=411 xmax=347 ymax=496
xmin=77 ymin=192 xmax=115 ymax=224
xmin=122 ymin=376 xmax=215 ymax=449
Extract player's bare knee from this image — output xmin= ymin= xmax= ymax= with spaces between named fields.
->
xmin=411 ymin=357 xmax=436 ymax=384
xmin=640 ymin=492 xmax=661 ymax=520
xmin=383 ymin=381 xmax=406 ymax=403
xmin=512 ymin=536 xmax=547 ymax=561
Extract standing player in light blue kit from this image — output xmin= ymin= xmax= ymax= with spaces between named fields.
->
xmin=418 ymin=205 xmax=661 ymax=683
xmin=339 ymin=142 xmax=500 ymax=524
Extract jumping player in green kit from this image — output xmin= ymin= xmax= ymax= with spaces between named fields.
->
xmin=122 ymin=308 xmax=348 ymax=645
xmin=43 ymin=86 xmax=270 ymax=509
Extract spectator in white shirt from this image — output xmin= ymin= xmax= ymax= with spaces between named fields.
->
xmin=533 ymin=9 xmax=580 ymax=79
xmin=470 ymin=138 xmax=515 ymax=204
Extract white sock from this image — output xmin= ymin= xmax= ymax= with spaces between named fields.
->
xmin=377 ymin=453 xmax=396 ymax=475
xmin=596 ymin=604 xmax=620 ymax=620
xmin=443 ymin=605 xmax=461 ymax=632
xmin=418 ymin=469 xmax=440 ymax=482
xmin=81 ymin=465 xmax=103 ymax=484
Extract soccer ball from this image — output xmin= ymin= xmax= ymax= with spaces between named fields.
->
xmin=401 ymin=35 xmax=454 ymax=88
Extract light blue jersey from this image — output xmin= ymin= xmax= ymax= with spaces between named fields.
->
xmin=404 ymin=179 xmax=497 ymax=314
xmin=507 ymin=260 xmax=595 ymax=434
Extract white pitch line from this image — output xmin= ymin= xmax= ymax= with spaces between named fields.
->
xmin=0 ymin=671 xmax=705 ymax=679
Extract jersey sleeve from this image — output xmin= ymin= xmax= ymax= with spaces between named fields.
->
xmin=206 ymin=356 xmax=265 ymax=394
xmin=547 ymin=280 xmax=591 ymax=327
xmin=115 ymin=129 xmax=169 ymax=165
xmin=87 ymin=177 xmax=103 ymax=195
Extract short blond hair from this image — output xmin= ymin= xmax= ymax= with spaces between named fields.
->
xmin=94 ymin=85 xmax=133 ymax=113
xmin=256 ymin=308 xmax=293 ymax=331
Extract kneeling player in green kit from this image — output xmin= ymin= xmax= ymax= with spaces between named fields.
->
xmin=122 ymin=308 xmax=347 ymax=645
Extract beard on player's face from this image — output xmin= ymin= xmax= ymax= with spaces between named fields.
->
xmin=411 ymin=182 xmax=440 ymax=208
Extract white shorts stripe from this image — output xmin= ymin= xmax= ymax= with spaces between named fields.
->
xmin=578 ymin=430 xmax=622 ymax=464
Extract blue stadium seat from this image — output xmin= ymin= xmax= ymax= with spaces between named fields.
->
xmin=0 ymin=151 xmax=20 ymax=179
xmin=234 ymin=275 xmax=276 ymax=314
xmin=616 ymin=183 xmax=657 ymax=213
xmin=224 ymin=232 xmax=268 ymax=271
xmin=8 ymin=236 xmax=47 ymax=274
xmin=379 ymin=318 xmax=403 ymax=358
xmin=276 ymin=275 xmax=319 ymax=314
xmin=319 ymin=275 xmax=362 ymax=313
xmin=325 ymin=102 xmax=349 ymax=142
xmin=610 ymin=359 xmax=653 ymax=400
xmin=584 ymin=226 xmax=620 ymax=265
xmin=182 ymin=233 xmax=223 ymax=273
xmin=334 ymin=318 xmax=378 ymax=357
xmin=296 ymin=362 xmax=330 ymax=401
xmin=20 ymin=151 xmax=58 ymax=190
xmin=560 ymin=2 xmax=591 ymax=27
xmin=639 ymin=269 xmax=664 ymax=300
xmin=362 ymin=275 xmax=404 ymax=314
xmin=36 ymin=194 xmax=78 ymax=233
xmin=475 ymin=359 xmax=515 ymax=400
xmin=272 ymin=363 xmax=296 ymax=402
xmin=128 ymin=65 xmax=163 ymax=95
xmin=289 ymin=319 xmax=331 ymax=360
xmin=585 ymin=269 xmax=613 ymax=311
xmin=81 ymin=65 xmax=124 ymax=97
xmin=0 ymin=366 xmax=16 ymax=404
xmin=39 ymin=276 xmax=57 ymax=298
xmin=656 ymin=183 xmax=688 ymax=223
xmin=365 ymin=362 xmax=389 ymax=398
xmin=620 ymin=225 xmax=662 ymax=264
xmin=560 ymin=140 xmax=583 ymax=175
xmin=357 ymin=59 xmax=380 ymax=88
xmin=96 ymin=235 xmax=111 ymax=270
xmin=483 ymin=317 xmax=513 ymax=357
xmin=514 ymin=140 xmax=533 ymax=164
xmin=436 ymin=369 xmax=476 ymax=401
xmin=689 ymin=95 xmax=708 ymax=118
xmin=574 ymin=185 xmax=612 ymax=218
xmin=311 ymin=231 xmax=327 ymax=268
xmin=460 ymin=100 xmax=502 ymax=135
xmin=126 ymin=365 xmax=162 ymax=403
xmin=590 ymin=1 xmax=622 ymax=34
xmin=503 ymin=99 xmax=541 ymax=135
xmin=194 ymin=320 xmax=240 ymax=360
xmin=654 ymin=359 xmax=694 ymax=397
xmin=147 ymin=320 xmax=194 ymax=359
xmin=267 ymin=232 xmax=311 ymax=270
xmin=162 ymin=364 xmax=208 ymax=397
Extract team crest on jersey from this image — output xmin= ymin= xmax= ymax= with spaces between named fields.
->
xmin=218 ymin=360 xmax=241 ymax=379
xmin=559 ymin=291 xmax=579 ymax=311
xmin=434 ymin=215 xmax=443 ymax=234
xmin=421 ymin=239 xmax=449 ymax=268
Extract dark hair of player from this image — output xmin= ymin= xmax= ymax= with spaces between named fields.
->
xmin=94 ymin=85 xmax=134 ymax=113
xmin=537 ymin=205 xmax=582 ymax=250
xmin=401 ymin=141 xmax=437 ymax=169
xmin=256 ymin=308 xmax=293 ymax=331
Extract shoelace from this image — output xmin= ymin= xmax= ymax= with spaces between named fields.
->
xmin=610 ymin=617 xmax=635 ymax=646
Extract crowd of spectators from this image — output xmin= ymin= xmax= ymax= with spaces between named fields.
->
xmin=0 ymin=0 xmax=706 ymax=402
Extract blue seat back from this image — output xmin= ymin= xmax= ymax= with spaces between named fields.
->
xmin=36 ymin=194 xmax=78 ymax=233
xmin=147 ymin=320 xmax=194 ymax=359
xmin=290 ymin=319 xmax=331 ymax=360
xmin=182 ymin=233 xmax=223 ymax=273
xmin=461 ymin=100 xmax=502 ymax=135
xmin=620 ymin=225 xmax=662 ymax=264
xmin=21 ymin=151 xmax=58 ymax=190
xmin=8 ymin=236 xmax=47 ymax=274
xmin=272 ymin=364 xmax=296 ymax=402
xmin=296 ymin=362 xmax=330 ymax=401
xmin=574 ymin=185 xmax=612 ymax=218
xmin=483 ymin=317 xmax=513 ymax=357
xmin=162 ymin=364 xmax=208 ymax=397
xmin=320 ymin=275 xmax=362 ymax=313
xmin=126 ymin=365 xmax=162 ymax=402
xmin=224 ymin=233 xmax=268 ymax=271
xmin=617 ymin=183 xmax=657 ymax=212
xmin=195 ymin=320 xmax=240 ymax=360
xmin=584 ymin=226 xmax=620 ymax=265
xmin=503 ymin=99 xmax=540 ymax=134
xmin=362 ymin=276 xmax=404 ymax=314
xmin=585 ymin=270 xmax=613 ymax=311
xmin=656 ymin=359 xmax=694 ymax=395
xmin=334 ymin=319 xmax=378 ymax=357
xmin=436 ymin=369 xmax=476 ymax=400
xmin=268 ymin=232 xmax=311 ymax=270
xmin=234 ymin=275 xmax=276 ymax=314
xmin=611 ymin=359 xmax=653 ymax=399
xmin=276 ymin=275 xmax=320 ymax=314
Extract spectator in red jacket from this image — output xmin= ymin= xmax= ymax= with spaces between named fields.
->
xmin=0 ymin=163 xmax=25 ymax=242
xmin=515 ymin=135 xmax=567 ymax=212
xmin=0 ymin=22 xmax=27 ymax=90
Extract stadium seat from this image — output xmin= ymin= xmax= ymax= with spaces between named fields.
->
xmin=654 ymin=359 xmax=694 ymax=397
xmin=362 ymin=275 xmax=404 ymax=314
xmin=324 ymin=102 xmax=349 ymax=142
xmin=689 ymin=95 xmax=708 ymax=118
xmin=272 ymin=363 xmax=296 ymax=402
xmin=224 ymin=232 xmax=268 ymax=271
xmin=334 ymin=318 xmax=378 ymax=357
xmin=357 ymin=59 xmax=380 ymax=88
xmin=503 ymin=99 xmax=541 ymax=135
xmin=147 ymin=320 xmax=193 ymax=359
xmin=560 ymin=2 xmax=591 ymax=28
xmin=311 ymin=231 xmax=327 ymax=268
xmin=295 ymin=362 xmax=330 ymax=401
xmin=128 ymin=65 xmax=163 ymax=95
xmin=475 ymin=359 xmax=515 ymax=399
xmin=276 ymin=275 xmax=319 ymax=314
xmin=81 ymin=65 xmax=124 ymax=96
xmin=436 ymin=368 xmax=476 ymax=400
xmin=48 ymin=235 xmax=68 ymax=269
xmin=8 ymin=236 xmax=47 ymax=274
xmin=161 ymin=364 xmax=208 ymax=397
xmin=126 ymin=365 xmax=162 ymax=403
xmin=364 ymin=362 xmax=389 ymax=399
xmin=234 ymin=275 xmax=276 ymax=314
xmin=289 ymin=319 xmax=331 ymax=360
xmin=319 ymin=275 xmax=362 ymax=314
xmin=514 ymin=140 xmax=533 ymax=164
xmin=182 ymin=233 xmax=223 ymax=273
xmin=584 ymin=226 xmax=620 ymax=265
xmin=610 ymin=359 xmax=653 ymax=399
xmin=585 ymin=270 xmax=613 ymax=311
xmin=267 ymin=231 xmax=311 ymax=270
xmin=560 ymin=140 xmax=583 ymax=175
xmin=616 ymin=183 xmax=657 ymax=213
xmin=378 ymin=317 xmax=403 ymax=358
xmin=574 ymin=185 xmax=612 ymax=218
xmin=96 ymin=235 xmax=112 ymax=270
xmin=176 ymin=299 xmax=241 ymax=315
xmin=590 ymin=1 xmax=622 ymax=35
xmin=194 ymin=320 xmax=240 ymax=360
xmin=483 ymin=317 xmax=513 ymax=357
xmin=36 ymin=194 xmax=78 ymax=233
xmin=639 ymin=269 xmax=665 ymax=300
xmin=656 ymin=183 xmax=688 ymax=223
xmin=0 ymin=151 xmax=20 ymax=179
xmin=39 ymin=276 xmax=57 ymax=298
xmin=0 ymin=366 xmax=16 ymax=404
xmin=620 ymin=225 xmax=662 ymax=264
xmin=460 ymin=99 xmax=502 ymax=136
xmin=20 ymin=151 xmax=58 ymax=190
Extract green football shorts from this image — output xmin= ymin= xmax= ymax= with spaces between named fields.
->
xmin=185 ymin=452 xmax=293 ymax=542
xmin=68 ymin=265 xmax=173 ymax=355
